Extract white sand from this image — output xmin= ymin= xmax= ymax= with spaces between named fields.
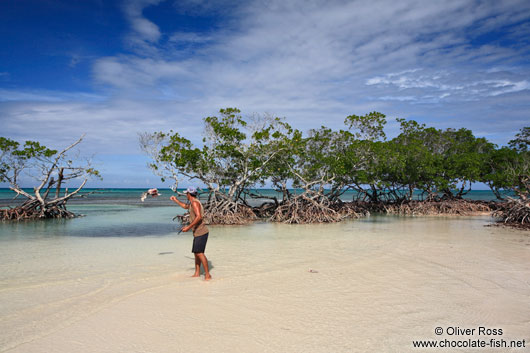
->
xmin=1 ymin=216 xmax=529 ymax=352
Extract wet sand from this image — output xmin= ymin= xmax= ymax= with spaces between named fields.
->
xmin=1 ymin=216 xmax=529 ymax=352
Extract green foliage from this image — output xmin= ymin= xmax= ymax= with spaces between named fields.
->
xmin=0 ymin=137 xmax=19 ymax=182
xmin=159 ymin=132 xmax=202 ymax=172
xmin=85 ymin=168 xmax=102 ymax=179
xmin=345 ymin=111 xmax=387 ymax=141
xmin=1 ymin=137 xmax=57 ymax=183
xmin=19 ymin=141 xmax=57 ymax=158
xmin=387 ymin=121 xmax=497 ymax=199
xmin=147 ymin=108 xmax=294 ymax=202
xmin=1 ymin=136 xmax=100 ymax=204
xmin=143 ymin=108 xmax=527 ymax=204
xmin=0 ymin=137 xmax=20 ymax=153
xmin=261 ymin=123 xmax=304 ymax=198
xmin=509 ymin=127 xmax=529 ymax=152
xmin=203 ymin=108 xmax=247 ymax=147
xmin=482 ymin=147 xmax=519 ymax=197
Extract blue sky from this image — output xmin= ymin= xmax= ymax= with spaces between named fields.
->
xmin=1 ymin=0 xmax=529 ymax=188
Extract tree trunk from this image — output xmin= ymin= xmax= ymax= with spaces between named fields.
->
xmin=55 ymin=168 xmax=64 ymax=198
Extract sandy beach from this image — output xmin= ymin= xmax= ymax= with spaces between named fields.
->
xmin=2 ymin=0 xmax=530 ymax=351
xmin=1 ymin=215 xmax=529 ymax=353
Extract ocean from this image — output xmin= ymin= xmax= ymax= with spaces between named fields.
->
xmin=0 ymin=188 xmax=502 ymax=239
xmin=0 ymin=187 xmax=503 ymax=205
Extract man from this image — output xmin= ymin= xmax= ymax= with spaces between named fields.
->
xmin=170 ymin=187 xmax=211 ymax=281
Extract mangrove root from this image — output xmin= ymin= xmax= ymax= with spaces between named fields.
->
xmin=360 ymin=199 xmax=494 ymax=216
xmin=493 ymin=198 xmax=530 ymax=229
xmin=204 ymin=200 xmax=256 ymax=225
xmin=1 ymin=203 xmax=77 ymax=221
xmin=270 ymin=196 xmax=343 ymax=224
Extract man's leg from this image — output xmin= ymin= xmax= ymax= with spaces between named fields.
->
xmin=196 ymin=253 xmax=211 ymax=280
xmin=192 ymin=253 xmax=200 ymax=277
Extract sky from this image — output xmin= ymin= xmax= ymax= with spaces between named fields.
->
xmin=1 ymin=0 xmax=529 ymax=188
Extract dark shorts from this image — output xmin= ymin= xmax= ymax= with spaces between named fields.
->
xmin=192 ymin=233 xmax=209 ymax=253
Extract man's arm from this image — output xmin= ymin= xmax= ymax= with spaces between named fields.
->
xmin=170 ymin=196 xmax=189 ymax=209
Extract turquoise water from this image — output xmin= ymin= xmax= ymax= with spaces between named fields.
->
xmin=0 ymin=189 xmax=189 ymax=239
xmin=0 ymin=205 xmax=186 ymax=239
xmin=0 ymin=187 xmax=506 ymax=205
xmin=0 ymin=188 xmax=504 ymax=239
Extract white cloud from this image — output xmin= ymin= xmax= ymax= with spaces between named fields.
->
xmin=0 ymin=89 xmax=104 ymax=102
xmin=123 ymin=0 xmax=163 ymax=41
xmin=169 ymin=32 xmax=213 ymax=44
xmin=379 ymin=96 xmax=417 ymax=102
xmin=365 ymin=70 xmax=529 ymax=101
xmin=1 ymin=0 xmax=530 ymax=186
xmin=122 ymin=0 xmax=164 ymax=54
xmin=488 ymin=80 xmax=530 ymax=96
xmin=93 ymin=56 xmax=189 ymax=91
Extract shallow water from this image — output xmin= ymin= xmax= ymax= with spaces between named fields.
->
xmin=0 ymin=188 xmax=508 ymax=208
xmin=0 ymin=207 xmax=529 ymax=352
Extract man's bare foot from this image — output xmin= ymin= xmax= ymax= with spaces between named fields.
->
xmin=204 ymin=274 xmax=212 ymax=281
xmin=191 ymin=273 xmax=200 ymax=278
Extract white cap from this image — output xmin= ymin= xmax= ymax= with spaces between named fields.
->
xmin=184 ymin=186 xmax=197 ymax=195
